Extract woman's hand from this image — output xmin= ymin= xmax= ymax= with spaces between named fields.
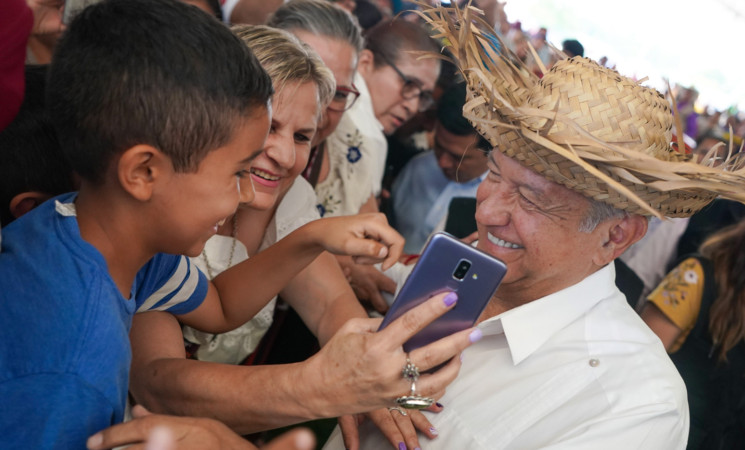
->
xmin=301 ymin=291 xmax=481 ymax=418
xmin=338 ymin=254 xmax=397 ymax=313
xmin=339 ymin=401 xmax=444 ymax=450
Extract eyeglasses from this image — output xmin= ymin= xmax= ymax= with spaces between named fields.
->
xmin=328 ymin=84 xmax=360 ymax=112
xmin=378 ymin=54 xmax=435 ymax=112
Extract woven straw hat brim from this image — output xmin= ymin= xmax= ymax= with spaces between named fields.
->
xmin=414 ymin=4 xmax=745 ymax=218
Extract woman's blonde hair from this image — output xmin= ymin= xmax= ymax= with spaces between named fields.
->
xmin=231 ymin=24 xmax=335 ymax=116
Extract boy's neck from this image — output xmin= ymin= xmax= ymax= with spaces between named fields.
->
xmin=75 ymin=186 xmax=153 ymax=298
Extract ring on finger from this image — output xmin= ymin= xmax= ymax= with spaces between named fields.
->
xmin=387 ymin=406 xmax=408 ymax=416
xmin=395 ymin=355 xmax=434 ymax=409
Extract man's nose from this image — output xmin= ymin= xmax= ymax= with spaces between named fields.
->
xmin=476 ymin=184 xmax=513 ymax=227
xmin=437 ymin=151 xmax=454 ymax=170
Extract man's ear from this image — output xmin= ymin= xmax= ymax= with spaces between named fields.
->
xmin=356 ymin=49 xmax=375 ymax=76
xmin=9 ymin=192 xmax=52 ymax=219
xmin=117 ymin=145 xmax=167 ymax=202
xmin=593 ymin=214 xmax=649 ymax=266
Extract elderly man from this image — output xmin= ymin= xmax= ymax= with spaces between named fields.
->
xmin=325 ymin=5 xmax=745 ymax=450
xmin=392 ymin=81 xmax=490 ymax=253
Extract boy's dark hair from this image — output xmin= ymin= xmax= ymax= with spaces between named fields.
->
xmin=47 ymin=0 xmax=273 ymax=184
xmin=0 ymin=65 xmax=75 ymax=226
xmin=436 ymin=82 xmax=491 ymax=151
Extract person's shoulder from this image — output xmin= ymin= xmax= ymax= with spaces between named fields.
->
xmin=0 ymin=193 xmax=94 ymax=284
xmin=397 ymin=150 xmax=438 ymax=181
xmin=135 ymin=253 xmax=208 ymax=314
xmin=283 ymin=177 xmax=318 ymax=206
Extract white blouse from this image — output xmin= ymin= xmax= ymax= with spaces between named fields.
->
xmin=314 ymin=72 xmax=386 ymax=217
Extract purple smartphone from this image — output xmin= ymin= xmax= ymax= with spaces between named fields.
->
xmin=378 ymin=232 xmax=507 ymax=353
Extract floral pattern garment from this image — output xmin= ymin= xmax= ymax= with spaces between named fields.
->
xmin=314 ymin=73 xmax=387 ymax=217
xmin=646 ymin=257 xmax=705 ymax=353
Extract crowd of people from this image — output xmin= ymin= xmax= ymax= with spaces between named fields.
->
xmin=2 ymin=0 xmax=745 ymax=449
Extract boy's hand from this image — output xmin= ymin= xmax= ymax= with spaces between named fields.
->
xmin=307 ymin=213 xmax=404 ymax=271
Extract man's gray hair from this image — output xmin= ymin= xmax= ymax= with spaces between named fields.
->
xmin=267 ymin=0 xmax=364 ymax=54
xmin=578 ymin=198 xmax=628 ymax=233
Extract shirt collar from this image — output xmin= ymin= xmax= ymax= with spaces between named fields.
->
xmin=54 ymin=192 xmax=79 ymax=216
xmin=352 ymin=71 xmax=384 ymax=132
xmin=479 ymin=263 xmax=618 ymax=365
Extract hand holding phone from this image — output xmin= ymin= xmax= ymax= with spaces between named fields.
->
xmin=378 ymin=232 xmax=507 ymax=353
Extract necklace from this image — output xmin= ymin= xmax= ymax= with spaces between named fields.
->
xmin=201 ymin=213 xmax=238 ymax=280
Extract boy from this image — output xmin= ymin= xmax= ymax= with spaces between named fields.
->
xmin=0 ymin=1 xmax=408 ymax=448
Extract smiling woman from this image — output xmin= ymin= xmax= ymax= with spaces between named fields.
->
xmin=180 ymin=24 xmax=340 ymax=364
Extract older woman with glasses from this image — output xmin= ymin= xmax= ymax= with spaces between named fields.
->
xmin=313 ymin=18 xmax=441 ymax=220
xmin=305 ymin=18 xmax=441 ymax=317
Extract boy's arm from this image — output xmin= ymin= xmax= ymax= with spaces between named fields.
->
xmin=176 ymin=213 xmax=403 ymax=334
xmin=129 ymin=292 xmax=476 ymax=435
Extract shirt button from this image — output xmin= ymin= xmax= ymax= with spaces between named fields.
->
xmin=589 ymin=358 xmax=599 ymax=367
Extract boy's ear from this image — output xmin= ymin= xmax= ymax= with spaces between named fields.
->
xmin=9 ymin=192 xmax=52 ymax=219
xmin=357 ymin=49 xmax=375 ymax=76
xmin=117 ymin=145 xmax=168 ymax=202
xmin=592 ymin=214 xmax=649 ymax=266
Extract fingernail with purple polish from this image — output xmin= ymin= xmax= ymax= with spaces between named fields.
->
xmin=430 ymin=426 xmax=439 ymax=436
xmin=436 ymin=402 xmax=444 ymax=408
xmin=469 ymin=328 xmax=483 ymax=343
xmin=443 ymin=292 xmax=458 ymax=307
xmin=398 ymin=442 xmax=406 ymax=450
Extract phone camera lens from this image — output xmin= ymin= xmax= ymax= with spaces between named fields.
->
xmin=453 ymin=259 xmax=472 ymax=280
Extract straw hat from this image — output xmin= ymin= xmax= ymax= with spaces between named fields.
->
xmin=415 ymin=4 xmax=745 ymax=218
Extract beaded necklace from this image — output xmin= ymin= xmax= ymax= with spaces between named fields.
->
xmin=201 ymin=213 xmax=238 ymax=280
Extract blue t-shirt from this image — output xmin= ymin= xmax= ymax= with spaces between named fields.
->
xmin=0 ymin=193 xmax=207 ymax=449
xmin=392 ymin=151 xmax=484 ymax=254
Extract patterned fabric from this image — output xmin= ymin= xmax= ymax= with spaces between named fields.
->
xmin=314 ymin=73 xmax=386 ymax=217
xmin=647 ymin=257 xmax=705 ymax=353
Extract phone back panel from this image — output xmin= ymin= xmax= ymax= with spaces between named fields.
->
xmin=378 ymin=233 xmax=507 ymax=353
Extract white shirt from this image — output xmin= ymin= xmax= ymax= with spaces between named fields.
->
xmin=324 ymin=264 xmax=689 ymax=449
xmin=316 ymin=72 xmax=386 ymax=217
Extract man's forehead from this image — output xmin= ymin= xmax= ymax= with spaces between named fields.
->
xmin=489 ymin=150 xmax=583 ymax=202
